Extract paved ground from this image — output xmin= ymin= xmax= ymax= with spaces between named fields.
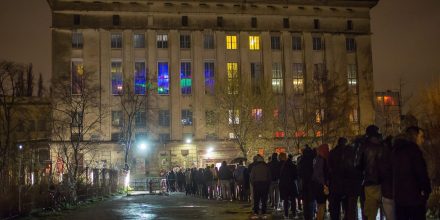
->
xmin=23 ymin=192 xmax=292 ymax=220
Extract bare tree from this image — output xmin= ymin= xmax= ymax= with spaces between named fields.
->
xmin=50 ymin=67 xmax=105 ymax=203
xmin=37 ymin=73 xmax=44 ymax=97
xmin=26 ymin=63 xmax=34 ymax=97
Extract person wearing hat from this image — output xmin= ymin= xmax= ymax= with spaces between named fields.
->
xmin=358 ymin=125 xmax=384 ymax=220
xmin=250 ymin=155 xmax=271 ymax=219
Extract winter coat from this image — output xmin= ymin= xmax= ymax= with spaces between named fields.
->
xmin=358 ymin=138 xmax=384 ymax=186
xmin=328 ymin=144 xmax=362 ymax=196
xmin=379 ymin=142 xmax=393 ymax=199
xmin=268 ymin=158 xmax=281 ymax=181
xmin=298 ymin=147 xmax=315 ymax=183
xmin=392 ymin=137 xmax=431 ymax=206
xmin=312 ymin=155 xmax=328 ymax=186
xmin=279 ymin=159 xmax=299 ymax=199
xmin=250 ymin=161 xmax=271 ymax=184
xmin=218 ymin=165 xmax=233 ymax=180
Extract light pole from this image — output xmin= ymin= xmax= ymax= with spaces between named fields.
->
xmin=18 ymin=144 xmax=23 ymax=214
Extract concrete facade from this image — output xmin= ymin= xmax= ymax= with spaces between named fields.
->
xmin=48 ymin=0 xmax=378 ymax=176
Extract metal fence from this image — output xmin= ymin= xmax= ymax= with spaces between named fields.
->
xmin=129 ymin=177 xmax=165 ymax=193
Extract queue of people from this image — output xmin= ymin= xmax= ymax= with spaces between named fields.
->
xmin=162 ymin=124 xmax=432 ymax=220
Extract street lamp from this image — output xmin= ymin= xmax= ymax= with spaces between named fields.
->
xmin=18 ymin=144 xmax=23 ymax=214
xmin=138 ymin=142 xmax=148 ymax=150
xmin=185 ymin=137 xmax=192 ymax=144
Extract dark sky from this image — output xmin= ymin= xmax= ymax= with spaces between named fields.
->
xmin=0 ymin=0 xmax=439 ymax=109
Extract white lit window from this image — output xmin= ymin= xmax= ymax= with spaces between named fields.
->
xmin=228 ymin=110 xmax=240 ymax=124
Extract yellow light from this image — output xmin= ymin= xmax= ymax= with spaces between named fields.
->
xmin=249 ymin=36 xmax=260 ymax=50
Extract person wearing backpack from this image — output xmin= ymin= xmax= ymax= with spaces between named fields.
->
xmin=268 ymin=152 xmax=281 ymax=210
xmin=234 ymin=161 xmax=246 ymax=201
xmin=328 ymin=137 xmax=362 ymax=220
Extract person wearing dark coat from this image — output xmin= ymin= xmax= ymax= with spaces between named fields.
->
xmin=297 ymin=145 xmax=316 ymax=220
xmin=392 ymin=126 xmax=431 ymax=220
xmin=379 ymin=135 xmax=395 ymax=220
xmin=250 ymin=155 xmax=271 ymax=218
xmin=328 ymin=137 xmax=362 ymax=220
xmin=268 ymin=152 xmax=281 ymax=209
xmin=218 ymin=161 xmax=233 ymax=200
xmin=279 ymin=152 xmax=299 ymax=219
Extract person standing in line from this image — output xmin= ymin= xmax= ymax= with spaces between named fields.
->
xmin=268 ymin=152 xmax=281 ymax=210
xmin=279 ymin=152 xmax=299 ymax=219
xmin=250 ymin=155 xmax=271 ymax=219
xmin=233 ymin=161 xmax=246 ymax=201
xmin=209 ymin=164 xmax=218 ymax=199
xmin=297 ymin=145 xmax=316 ymax=220
xmin=248 ymin=155 xmax=259 ymax=204
xmin=379 ymin=135 xmax=395 ymax=220
xmin=218 ymin=161 xmax=233 ymax=200
xmin=312 ymin=144 xmax=329 ymax=220
xmin=358 ymin=125 xmax=384 ymax=220
xmin=392 ymin=126 xmax=431 ymax=220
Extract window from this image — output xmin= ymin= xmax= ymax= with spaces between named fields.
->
xmin=111 ymin=33 xmax=122 ymax=49
xmin=72 ymin=32 xmax=83 ymax=49
xmin=71 ymin=60 xmax=84 ymax=95
xmin=182 ymin=16 xmax=188 ymax=26
xmin=292 ymin=63 xmax=304 ymax=95
xmin=158 ymin=62 xmax=169 ymax=94
xmin=228 ymin=110 xmax=239 ymax=124
xmin=113 ymin=15 xmax=120 ymax=26
xmin=347 ymin=64 xmax=358 ymax=94
xmin=73 ymin=14 xmax=80 ymax=25
xmin=112 ymin=111 xmax=123 ymax=127
xmin=159 ymin=133 xmax=170 ymax=143
xmin=275 ymin=131 xmax=285 ymax=138
xmin=251 ymin=63 xmax=262 ymax=94
xmin=134 ymin=61 xmax=146 ymax=95
xmin=252 ymin=108 xmax=263 ymax=121
xmin=205 ymin=110 xmax=216 ymax=126
xmin=181 ymin=109 xmax=193 ymax=126
xmin=180 ymin=62 xmax=192 ymax=95
xmin=349 ymin=108 xmax=359 ymax=123
xmin=204 ymin=61 xmax=215 ymax=95
xmin=180 ymin=34 xmax=191 ymax=49
xmin=249 ymin=36 xmax=260 ymax=50
xmin=313 ymin=63 xmax=327 ymax=81
xmin=217 ymin=16 xmax=223 ymax=27
xmin=271 ymin=36 xmax=281 ymax=50
xmin=159 ymin=110 xmax=170 ymax=127
xmin=283 ymin=18 xmax=290 ymax=28
xmin=111 ymin=61 xmax=123 ymax=95
xmin=72 ymin=111 xmax=83 ymax=128
xmin=157 ymin=34 xmax=168 ymax=48
xmin=314 ymin=19 xmax=320 ymax=29
xmin=294 ymin=108 xmax=304 ymax=123
xmin=313 ymin=36 xmax=323 ymax=50
xmin=226 ymin=35 xmax=237 ymax=50
xmin=292 ymin=36 xmax=302 ymax=50
xmin=229 ymin=132 xmax=236 ymax=139
xmin=272 ymin=63 xmax=283 ymax=94
xmin=251 ymin=17 xmax=257 ymax=28
xmin=315 ymin=109 xmax=324 ymax=123
xmin=133 ymin=34 xmax=145 ymax=48
xmin=204 ymin=34 xmax=214 ymax=49
xmin=227 ymin=62 xmax=239 ymax=94
xmin=346 ymin=38 xmax=356 ymax=52
xmin=347 ymin=20 xmax=353 ymax=30
xmin=135 ymin=111 xmax=146 ymax=128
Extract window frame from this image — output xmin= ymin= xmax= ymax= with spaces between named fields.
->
xmin=111 ymin=33 xmax=122 ymax=49
xmin=157 ymin=33 xmax=168 ymax=49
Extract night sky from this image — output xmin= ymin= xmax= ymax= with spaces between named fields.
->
xmin=0 ymin=0 xmax=439 ymax=111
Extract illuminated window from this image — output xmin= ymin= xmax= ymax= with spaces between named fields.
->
xmin=157 ymin=34 xmax=168 ymax=48
xmin=71 ymin=60 xmax=84 ymax=95
xmin=226 ymin=35 xmax=237 ymax=50
xmin=384 ymin=96 xmax=397 ymax=106
xmin=292 ymin=36 xmax=302 ymax=50
xmin=111 ymin=61 xmax=123 ymax=95
xmin=180 ymin=62 xmax=192 ymax=95
xmin=347 ymin=64 xmax=357 ymax=94
xmin=315 ymin=109 xmax=324 ymax=123
xmin=157 ymin=62 xmax=169 ymax=95
xmin=228 ymin=109 xmax=240 ymax=124
xmin=204 ymin=61 xmax=215 ymax=95
xmin=135 ymin=111 xmax=146 ymax=128
xmin=249 ymin=36 xmax=260 ymax=50
xmin=112 ymin=111 xmax=122 ymax=127
xmin=180 ymin=34 xmax=191 ymax=49
xmin=346 ymin=37 xmax=356 ymax=52
xmin=315 ymin=130 xmax=322 ymax=137
xmin=349 ymin=108 xmax=359 ymax=123
xmin=275 ymin=131 xmax=285 ymax=138
xmin=273 ymin=109 xmax=279 ymax=119
xmin=227 ymin=62 xmax=239 ymax=94
xmin=252 ymin=108 xmax=263 ymax=121
xmin=181 ymin=109 xmax=193 ymax=126
xmin=292 ymin=63 xmax=304 ymax=95
xmin=313 ymin=36 xmax=323 ymax=50
xmin=272 ymin=63 xmax=283 ymax=94
xmin=134 ymin=61 xmax=146 ymax=95
xmin=111 ymin=33 xmax=122 ymax=49
xmin=271 ymin=36 xmax=281 ymax=50
xmin=294 ymin=130 xmax=306 ymax=138
xmin=133 ymin=34 xmax=145 ymax=48
xmin=72 ymin=32 xmax=83 ymax=49
xmin=251 ymin=63 xmax=262 ymax=94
